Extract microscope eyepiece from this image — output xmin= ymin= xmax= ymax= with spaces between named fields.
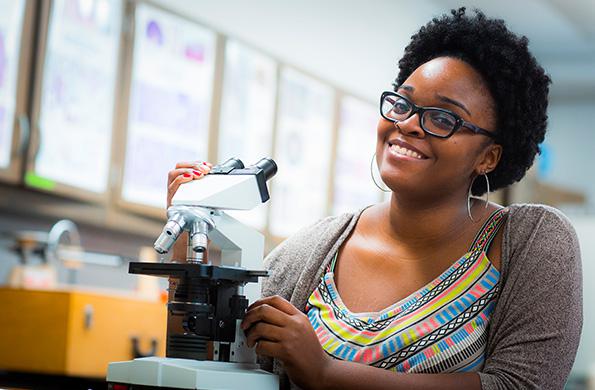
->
xmin=253 ymin=158 xmax=277 ymax=181
xmin=220 ymin=157 xmax=244 ymax=170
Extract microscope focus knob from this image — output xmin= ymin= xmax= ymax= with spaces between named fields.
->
xmin=182 ymin=314 xmax=198 ymax=333
xmin=230 ymin=295 xmax=249 ymax=319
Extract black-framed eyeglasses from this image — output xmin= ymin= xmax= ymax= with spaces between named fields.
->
xmin=380 ymin=91 xmax=497 ymax=140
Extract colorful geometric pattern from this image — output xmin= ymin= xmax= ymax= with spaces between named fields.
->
xmin=306 ymin=208 xmax=508 ymax=373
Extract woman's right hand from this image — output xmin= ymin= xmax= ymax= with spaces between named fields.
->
xmin=167 ymin=161 xmax=213 ymax=208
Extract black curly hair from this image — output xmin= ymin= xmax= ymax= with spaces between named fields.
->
xmin=396 ymin=7 xmax=551 ymax=196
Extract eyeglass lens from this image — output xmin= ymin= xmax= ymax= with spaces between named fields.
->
xmin=382 ymin=94 xmax=457 ymax=137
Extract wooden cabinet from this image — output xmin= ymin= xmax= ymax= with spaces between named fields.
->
xmin=0 ymin=287 xmax=166 ymax=378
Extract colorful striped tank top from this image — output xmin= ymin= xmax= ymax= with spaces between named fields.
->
xmin=306 ymin=208 xmax=507 ymax=373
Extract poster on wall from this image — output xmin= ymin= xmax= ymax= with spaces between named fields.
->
xmin=269 ymin=68 xmax=334 ymax=237
xmin=333 ymin=96 xmax=383 ymax=215
xmin=218 ymin=39 xmax=277 ymax=229
xmin=121 ymin=4 xmax=215 ymax=208
xmin=0 ymin=0 xmax=25 ymax=170
xmin=33 ymin=0 xmax=121 ymax=193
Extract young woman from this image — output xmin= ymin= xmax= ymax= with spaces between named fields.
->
xmin=168 ymin=8 xmax=582 ymax=390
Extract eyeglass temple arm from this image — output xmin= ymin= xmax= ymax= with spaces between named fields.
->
xmin=463 ymin=122 xmax=497 ymax=139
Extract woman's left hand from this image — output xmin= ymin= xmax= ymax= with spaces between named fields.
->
xmin=241 ymin=295 xmax=331 ymax=390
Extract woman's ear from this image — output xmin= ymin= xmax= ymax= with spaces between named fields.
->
xmin=477 ymin=143 xmax=502 ymax=174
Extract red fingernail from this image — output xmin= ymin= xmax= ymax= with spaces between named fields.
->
xmin=202 ymin=162 xmax=208 ymax=166
xmin=183 ymin=173 xmax=191 ymax=178
xmin=193 ymin=170 xmax=202 ymax=176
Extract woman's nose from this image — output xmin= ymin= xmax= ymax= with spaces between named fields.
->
xmin=394 ymin=113 xmax=425 ymax=138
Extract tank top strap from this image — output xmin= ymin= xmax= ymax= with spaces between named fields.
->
xmin=328 ymin=251 xmax=339 ymax=273
xmin=468 ymin=207 xmax=509 ymax=254
xmin=329 ymin=208 xmax=507 ymax=272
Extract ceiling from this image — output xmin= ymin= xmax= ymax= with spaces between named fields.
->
xmin=155 ymin=0 xmax=595 ymax=103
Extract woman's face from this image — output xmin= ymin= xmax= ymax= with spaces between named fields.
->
xmin=376 ymin=56 xmax=500 ymax=202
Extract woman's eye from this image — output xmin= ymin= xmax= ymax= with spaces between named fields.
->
xmin=429 ymin=112 xmax=456 ymax=129
xmin=392 ymin=99 xmax=410 ymax=114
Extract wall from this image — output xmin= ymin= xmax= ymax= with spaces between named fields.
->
xmin=542 ymin=99 xmax=595 ymax=209
xmin=569 ymin=215 xmax=595 ymax=380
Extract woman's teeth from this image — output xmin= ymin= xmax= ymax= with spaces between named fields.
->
xmin=389 ymin=144 xmax=424 ymax=159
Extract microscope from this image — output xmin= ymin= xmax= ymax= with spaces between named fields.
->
xmin=107 ymin=158 xmax=279 ymax=390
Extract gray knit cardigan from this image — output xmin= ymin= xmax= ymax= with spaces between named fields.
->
xmin=260 ymin=203 xmax=583 ymax=390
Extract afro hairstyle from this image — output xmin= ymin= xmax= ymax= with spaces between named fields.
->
xmin=396 ymin=7 xmax=551 ymax=195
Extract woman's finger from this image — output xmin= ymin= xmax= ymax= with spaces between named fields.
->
xmin=167 ymin=172 xmax=196 ymax=206
xmin=168 ymin=172 xmax=194 ymax=190
xmin=254 ymin=340 xmax=285 ymax=359
xmin=168 ymin=164 xmax=211 ymax=185
xmin=167 ymin=168 xmax=199 ymax=184
xmin=245 ymin=322 xmax=284 ymax=348
xmin=241 ymin=303 xmax=290 ymax=330
xmin=166 ymin=165 xmax=212 ymax=207
xmin=247 ymin=295 xmax=300 ymax=316
xmin=174 ymin=161 xmax=212 ymax=169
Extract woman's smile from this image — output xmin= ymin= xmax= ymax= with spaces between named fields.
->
xmin=386 ymin=138 xmax=429 ymax=161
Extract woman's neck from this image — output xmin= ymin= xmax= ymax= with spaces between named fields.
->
xmin=378 ymin=191 xmax=478 ymax=253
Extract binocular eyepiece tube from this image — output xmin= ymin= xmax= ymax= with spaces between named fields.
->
xmin=218 ymin=157 xmax=277 ymax=181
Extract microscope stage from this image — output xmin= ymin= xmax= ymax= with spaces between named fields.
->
xmin=129 ymin=262 xmax=267 ymax=282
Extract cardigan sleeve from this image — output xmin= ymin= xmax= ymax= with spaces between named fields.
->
xmin=261 ymin=212 xmax=357 ymax=303
xmin=258 ymin=214 xmax=351 ymax=376
xmin=479 ymin=204 xmax=583 ymax=390
xmin=257 ymin=223 xmax=313 ymax=375
xmin=261 ymin=215 xmax=336 ymax=300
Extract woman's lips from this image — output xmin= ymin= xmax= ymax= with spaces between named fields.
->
xmin=386 ymin=139 xmax=429 ymax=160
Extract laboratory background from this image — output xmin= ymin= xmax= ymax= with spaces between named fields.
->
xmin=0 ymin=0 xmax=593 ymax=388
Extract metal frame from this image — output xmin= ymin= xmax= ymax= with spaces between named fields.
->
xmin=0 ymin=0 xmax=37 ymax=184
xmin=24 ymin=0 xmax=126 ymax=204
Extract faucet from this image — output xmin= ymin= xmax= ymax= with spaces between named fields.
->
xmin=45 ymin=219 xmax=81 ymax=265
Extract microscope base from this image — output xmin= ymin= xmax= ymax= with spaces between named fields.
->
xmin=107 ymin=357 xmax=278 ymax=389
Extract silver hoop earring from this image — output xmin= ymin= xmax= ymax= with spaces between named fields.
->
xmin=467 ymin=172 xmax=490 ymax=222
xmin=370 ymin=153 xmax=391 ymax=193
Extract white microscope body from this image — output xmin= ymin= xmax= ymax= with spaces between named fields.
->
xmin=107 ymin=158 xmax=279 ymax=390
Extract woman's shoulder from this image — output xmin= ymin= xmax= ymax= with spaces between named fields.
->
xmin=503 ymin=203 xmax=580 ymax=275
xmin=483 ymin=204 xmax=582 ymax=389
xmin=506 ymin=203 xmax=577 ymax=242
xmin=264 ymin=210 xmax=360 ymax=270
